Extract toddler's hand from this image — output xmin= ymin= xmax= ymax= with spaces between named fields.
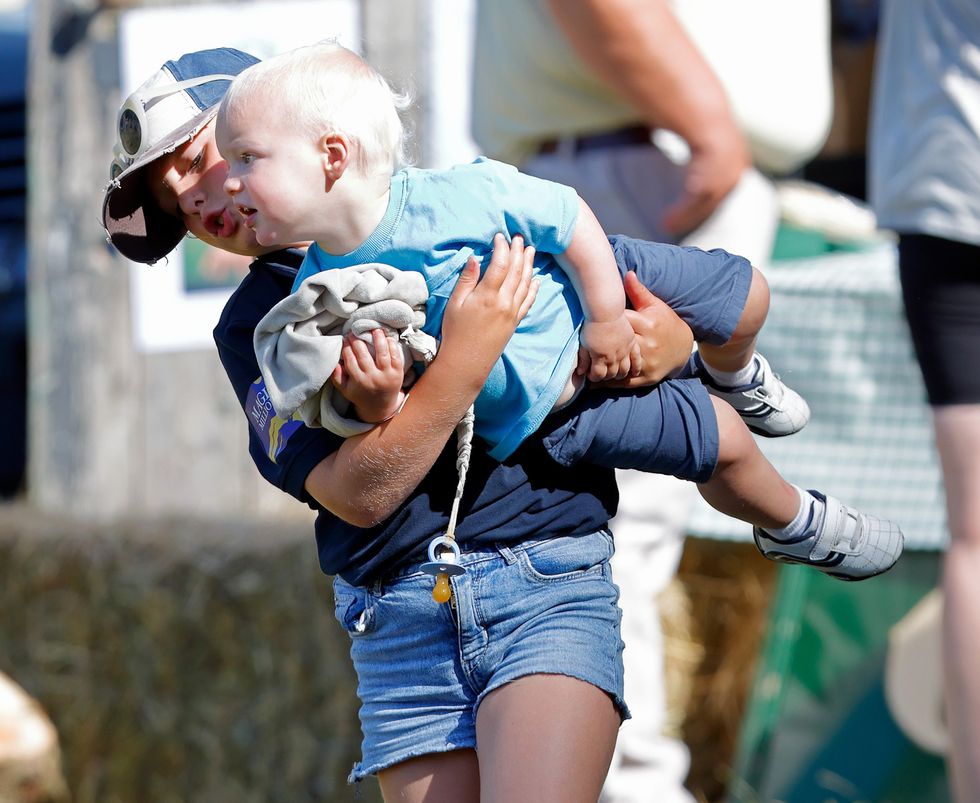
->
xmin=578 ymin=316 xmax=643 ymax=382
xmin=331 ymin=328 xmax=408 ymax=423
xmin=603 ymin=271 xmax=694 ymax=389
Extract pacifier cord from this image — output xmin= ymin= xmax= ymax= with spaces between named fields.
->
xmin=425 ymin=404 xmax=474 ymax=604
xmin=446 ymin=405 xmax=474 ymax=542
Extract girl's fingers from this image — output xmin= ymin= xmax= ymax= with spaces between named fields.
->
xmin=496 ymin=233 xmax=523 ymax=292
xmin=487 ymin=233 xmax=525 ymax=291
xmin=516 ymin=278 xmax=540 ymax=319
xmin=514 ymin=244 xmax=535 ymax=302
xmin=449 ymin=256 xmax=481 ymax=306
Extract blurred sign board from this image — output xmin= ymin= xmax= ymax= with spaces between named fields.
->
xmin=118 ymin=0 xmax=359 ymax=353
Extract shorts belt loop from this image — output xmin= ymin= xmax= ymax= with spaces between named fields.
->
xmin=497 ymin=544 xmax=518 ymax=565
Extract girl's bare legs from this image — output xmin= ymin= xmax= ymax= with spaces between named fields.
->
xmin=698 ymin=397 xmax=799 ymax=528
xmin=696 ymin=266 xmax=769 ymax=372
xmin=378 ymin=749 xmax=481 ymax=803
xmin=933 ymin=405 xmax=980 ymax=803
xmin=476 ymin=674 xmax=621 ymax=803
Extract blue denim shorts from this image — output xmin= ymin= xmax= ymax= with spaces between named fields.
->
xmin=332 ymin=529 xmax=628 ymax=782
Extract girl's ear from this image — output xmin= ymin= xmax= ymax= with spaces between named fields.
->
xmin=321 ymin=132 xmax=350 ymax=182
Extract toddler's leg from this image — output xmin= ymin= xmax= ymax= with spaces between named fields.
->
xmin=702 ymin=398 xmax=904 ymax=580
xmin=694 ymin=269 xmax=810 ymax=437
xmin=697 ymin=396 xmax=798 ymax=527
xmin=696 ymin=266 xmax=769 ymax=372
xmin=540 ymin=378 xmax=719 ymax=484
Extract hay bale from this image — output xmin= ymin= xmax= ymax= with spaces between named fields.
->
xmin=662 ymin=537 xmax=776 ymax=803
xmin=0 ymin=671 xmax=68 ymax=803
xmin=0 ymin=502 xmax=381 ymax=803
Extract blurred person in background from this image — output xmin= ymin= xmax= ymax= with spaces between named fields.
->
xmin=0 ymin=2 xmax=29 ymax=498
xmin=869 ymin=1 xmax=980 ymax=800
xmin=471 ymin=1 xmax=832 ymax=800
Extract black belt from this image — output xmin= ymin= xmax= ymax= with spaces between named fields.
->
xmin=537 ymin=125 xmax=653 ymax=155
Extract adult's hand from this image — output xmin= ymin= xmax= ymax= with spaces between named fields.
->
xmin=603 ymin=271 xmax=693 ymax=388
xmin=546 ymin=0 xmax=750 ymax=235
xmin=661 ymin=124 xmax=749 ymax=236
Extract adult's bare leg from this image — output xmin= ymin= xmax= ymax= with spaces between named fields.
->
xmin=476 ymin=674 xmax=621 ymax=803
xmin=377 ymin=748 xmax=481 ymax=803
xmin=933 ymin=404 xmax=980 ymax=803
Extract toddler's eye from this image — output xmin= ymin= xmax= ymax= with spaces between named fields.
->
xmin=189 ymin=152 xmax=203 ymax=170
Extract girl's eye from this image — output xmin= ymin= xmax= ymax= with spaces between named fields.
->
xmin=189 ymin=152 xmax=203 ymax=170
xmin=241 ymin=153 xmax=254 ymax=165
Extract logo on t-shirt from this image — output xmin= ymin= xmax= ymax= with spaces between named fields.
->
xmin=246 ymin=377 xmax=302 ymax=463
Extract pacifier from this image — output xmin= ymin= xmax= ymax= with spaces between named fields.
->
xmin=420 ymin=535 xmax=466 ymax=604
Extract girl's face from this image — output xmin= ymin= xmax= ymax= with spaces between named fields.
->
xmin=146 ymin=120 xmax=272 ymax=257
xmin=216 ymin=94 xmax=330 ymax=248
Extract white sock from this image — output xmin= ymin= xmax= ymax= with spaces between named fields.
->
xmin=701 ymin=353 xmax=760 ymax=389
xmin=762 ymin=486 xmax=821 ymax=542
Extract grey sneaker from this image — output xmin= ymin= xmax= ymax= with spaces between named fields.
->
xmin=753 ymin=491 xmax=905 ymax=581
xmin=695 ymin=352 xmax=810 ymax=437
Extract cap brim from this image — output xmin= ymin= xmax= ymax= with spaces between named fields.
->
xmin=102 ymin=105 xmax=218 ymax=264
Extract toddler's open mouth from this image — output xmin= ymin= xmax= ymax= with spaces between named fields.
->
xmin=238 ymin=205 xmax=257 ymax=227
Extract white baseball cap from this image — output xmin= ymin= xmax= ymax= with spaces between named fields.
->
xmin=101 ymin=47 xmax=259 ymax=264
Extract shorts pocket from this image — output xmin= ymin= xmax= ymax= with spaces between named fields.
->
xmin=332 ymin=576 xmax=377 ymax=636
xmin=516 ymin=531 xmax=613 ymax=583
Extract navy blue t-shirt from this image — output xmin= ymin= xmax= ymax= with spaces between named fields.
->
xmin=213 ymin=248 xmax=619 ymax=587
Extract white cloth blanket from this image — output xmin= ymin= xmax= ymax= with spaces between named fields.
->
xmin=254 ymin=263 xmax=439 ymax=437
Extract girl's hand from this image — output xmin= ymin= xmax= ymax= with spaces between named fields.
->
xmin=603 ymin=271 xmax=694 ymax=388
xmin=331 ymin=328 xmax=408 ymax=423
xmin=439 ymin=233 xmax=539 ymax=380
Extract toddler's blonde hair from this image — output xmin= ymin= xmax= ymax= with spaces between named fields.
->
xmin=223 ymin=40 xmax=409 ymax=179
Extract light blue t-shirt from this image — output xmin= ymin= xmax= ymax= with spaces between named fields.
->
xmin=293 ymin=158 xmax=582 ymax=459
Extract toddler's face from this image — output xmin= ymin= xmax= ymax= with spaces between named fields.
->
xmin=216 ymin=95 xmax=328 ymax=248
xmin=146 ymin=123 xmax=269 ymax=257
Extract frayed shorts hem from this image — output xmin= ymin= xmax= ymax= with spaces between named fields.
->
xmin=347 ymin=668 xmax=629 ymax=783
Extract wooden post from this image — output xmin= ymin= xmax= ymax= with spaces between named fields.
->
xmin=27 ymin=0 xmax=425 ymax=521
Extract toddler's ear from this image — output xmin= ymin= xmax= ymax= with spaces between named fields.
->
xmin=321 ymin=132 xmax=350 ymax=182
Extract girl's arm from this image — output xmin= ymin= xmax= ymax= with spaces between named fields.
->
xmin=304 ymin=234 xmax=538 ymax=526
